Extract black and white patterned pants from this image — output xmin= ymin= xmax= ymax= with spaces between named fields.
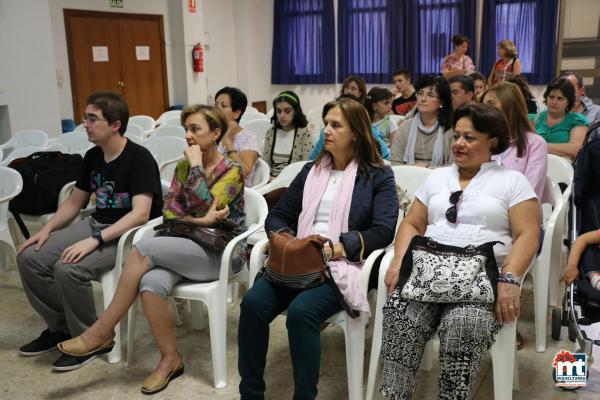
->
xmin=380 ymin=288 xmax=499 ymax=400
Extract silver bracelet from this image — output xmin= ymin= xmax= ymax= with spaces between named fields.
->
xmin=496 ymin=277 xmax=521 ymax=287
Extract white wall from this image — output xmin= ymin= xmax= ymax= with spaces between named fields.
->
xmin=0 ymin=0 xmax=61 ymax=141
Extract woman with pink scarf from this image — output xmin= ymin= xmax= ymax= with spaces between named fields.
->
xmin=238 ymin=97 xmax=399 ymax=400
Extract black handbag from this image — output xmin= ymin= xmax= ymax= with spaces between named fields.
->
xmin=397 ymin=236 xmax=501 ymax=304
xmin=154 ymin=218 xmax=234 ymax=258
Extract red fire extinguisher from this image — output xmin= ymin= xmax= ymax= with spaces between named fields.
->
xmin=192 ymin=43 xmax=204 ymax=73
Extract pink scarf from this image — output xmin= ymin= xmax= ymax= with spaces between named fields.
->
xmin=297 ymin=157 xmax=370 ymax=322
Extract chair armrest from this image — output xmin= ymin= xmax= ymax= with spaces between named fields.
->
xmin=218 ymin=223 xmax=264 ymax=284
xmin=131 ymin=217 xmax=164 ymax=245
xmin=248 ymin=237 xmax=269 ymax=288
xmin=360 ymin=248 xmax=386 ymax=296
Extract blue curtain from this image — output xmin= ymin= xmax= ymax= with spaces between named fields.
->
xmin=480 ymin=0 xmax=559 ymax=85
xmin=337 ymin=0 xmax=394 ymax=83
xmin=271 ymin=0 xmax=335 ymax=84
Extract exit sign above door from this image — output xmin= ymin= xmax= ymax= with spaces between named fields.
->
xmin=110 ymin=0 xmax=123 ymax=8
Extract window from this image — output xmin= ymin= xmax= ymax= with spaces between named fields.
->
xmin=495 ymin=1 xmax=536 ymax=73
xmin=271 ymin=0 xmax=335 ymax=84
xmin=337 ymin=0 xmax=391 ymax=82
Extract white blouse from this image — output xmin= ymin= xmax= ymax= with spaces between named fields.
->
xmin=313 ymin=171 xmax=345 ymax=236
xmin=415 ymin=161 xmax=537 ymax=264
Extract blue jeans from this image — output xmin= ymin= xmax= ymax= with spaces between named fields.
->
xmin=238 ymin=277 xmax=342 ymax=400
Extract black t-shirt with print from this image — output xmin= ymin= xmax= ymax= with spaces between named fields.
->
xmin=393 ymin=92 xmax=417 ymax=116
xmin=75 ymin=139 xmax=163 ymax=224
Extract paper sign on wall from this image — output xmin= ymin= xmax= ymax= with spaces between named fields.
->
xmin=110 ymin=0 xmax=123 ymax=8
xmin=136 ymin=46 xmax=150 ymax=61
xmin=92 ymin=46 xmax=109 ymax=62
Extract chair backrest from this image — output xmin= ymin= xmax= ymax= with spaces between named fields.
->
xmin=391 ymin=165 xmax=432 ymax=199
xmin=161 ymin=117 xmax=182 ymax=127
xmin=143 ymin=136 xmax=187 ymax=180
xmin=388 ymin=115 xmax=406 ymax=126
xmin=250 ymin=158 xmax=270 ymax=188
xmin=73 ymin=124 xmax=86 ymax=134
xmin=266 ymin=108 xmax=274 ymax=119
xmin=538 ymin=176 xmax=567 ymax=271
xmin=148 ymin=125 xmax=186 ymax=139
xmin=0 ymin=129 xmax=48 ymax=150
xmin=0 ymin=147 xmax=3 ymax=163
xmin=0 ymin=146 xmax=45 ymax=166
xmin=0 ymin=167 xmax=24 ymax=229
xmin=547 ymin=154 xmax=573 ymax=189
xmin=306 ymin=106 xmax=324 ymax=133
xmin=50 ymin=131 xmax=92 ymax=156
xmin=241 ymin=119 xmax=271 ymax=150
xmin=244 ymin=187 xmax=269 ymax=228
xmin=129 ymin=115 xmax=156 ymax=132
xmin=124 ymin=123 xmax=145 ymax=139
xmin=246 ymin=106 xmax=259 ymax=113
xmin=156 ymin=110 xmax=182 ymax=125
xmin=160 ymin=179 xmax=171 ymax=198
xmin=255 ymin=160 xmax=309 ymax=195
xmin=240 ymin=112 xmax=267 ymax=126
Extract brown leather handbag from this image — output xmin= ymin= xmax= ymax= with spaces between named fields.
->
xmin=154 ymin=218 xmax=234 ymax=259
xmin=263 ymin=230 xmax=359 ymax=318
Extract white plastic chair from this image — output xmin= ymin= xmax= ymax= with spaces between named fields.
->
xmin=241 ymin=119 xmax=271 ymax=150
xmin=529 ymin=177 xmax=567 ymax=352
xmin=156 ymin=110 xmax=182 ymax=126
xmin=547 ymin=154 xmax=573 ymax=189
xmin=0 ymin=146 xmax=45 ymax=167
xmin=46 ymin=131 xmax=92 ymax=157
xmin=248 ymin=238 xmax=385 ymax=400
xmin=124 ymin=123 xmax=145 ymax=141
xmin=306 ymin=106 xmax=325 ymax=134
xmin=366 ymin=251 xmax=521 ymax=400
xmin=240 ymin=112 xmax=267 ymax=126
xmin=0 ymin=167 xmax=23 ymax=269
xmin=146 ymin=125 xmax=186 ymax=140
xmin=255 ymin=161 xmax=309 ymax=195
xmin=0 ymin=130 xmax=48 ymax=153
xmin=266 ymin=109 xmax=274 ymax=119
xmin=143 ymin=136 xmax=187 ymax=181
xmin=126 ymin=188 xmax=268 ymax=388
xmin=388 ymin=114 xmax=406 ymax=126
xmin=249 ymin=158 xmax=270 ymax=189
xmin=391 ymin=165 xmax=432 ymax=226
xmin=129 ymin=115 xmax=156 ymax=132
xmin=73 ymin=124 xmax=86 ymax=134
xmin=160 ymin=117 xmax=182 ymax=127
xmin=246 ymin=106 xmax=259 ymax=113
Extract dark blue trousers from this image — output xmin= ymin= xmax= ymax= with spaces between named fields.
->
xmin=238 ymin=277 xmax=342 ymax=400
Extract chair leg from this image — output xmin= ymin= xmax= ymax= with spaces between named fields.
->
xmin=206 ymin=297 xmax=227 ymax=389
xmin=0 ymin=232 xmax=17 ymax=271
xmin=342 ymin=320 xmax=365 ymax=400
xmin=126 ymin=297 xmax=139 ymax=366
xmin=366 ymin=286 xmax=386 ymax=400
xmin=102 ymin=274 xmax=122 ymax=364
xmin=190 ymin=300 xmax=207 ymax=331
xmin=532 ymin=265 xmax=549 ymax=352
xmin=490 ymin=322 xmax=517 ymax=400
xmin=170 ymin=297 xmax=184 ymax=327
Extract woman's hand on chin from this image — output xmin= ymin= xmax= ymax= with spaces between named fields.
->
xmin=185 ymin=144 xmax=204 ymax=167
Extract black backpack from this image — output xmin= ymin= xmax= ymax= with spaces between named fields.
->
xmin=8 ymin=151 xmax=84 ymax=238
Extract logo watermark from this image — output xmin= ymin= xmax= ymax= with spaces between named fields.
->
xmin=553 ymin=350 xmax=587 ymax=388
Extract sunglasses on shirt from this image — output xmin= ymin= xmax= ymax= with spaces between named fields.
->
xmin=445 ymin=190 xmax=463 ymax=224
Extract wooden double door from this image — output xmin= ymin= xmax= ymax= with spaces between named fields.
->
xmin=65 ymin=9 xmax=169 ymax=121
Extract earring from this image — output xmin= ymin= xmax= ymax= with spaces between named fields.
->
xmin=439 ymin=105 xmax=443 ymax=109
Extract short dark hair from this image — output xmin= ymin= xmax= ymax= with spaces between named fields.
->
xmin=393 ymin=69 xmax=411 ymax=80
xmin=469 ymin=72 xmax=486 ymax=83
xmin=365 ymin=87 xmax=393 ymax=119
xmin=414 ymin=75 xmax=453 ymax=131
xmin=453 ymin=103 xmax=510 ymax=155
xmin=215 ymin=86 xmax=248 ymax=123
xmin=560 ymin=71 xmax=584 ymax=89
xmin=543 ymin=77 xmax=576 ymax=112
xmin=86 ymin=92 xmax=129 ymax=135
xmin=448 ymin=75 xmax=475 ymax=94
xmin=452 ymin=34 xmax=469 ymax=47
xmin=271 ymin=90 xmax=308 ymax=129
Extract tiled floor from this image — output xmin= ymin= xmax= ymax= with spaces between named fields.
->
xmin=0 ymin=263 xmax=599 ymax=399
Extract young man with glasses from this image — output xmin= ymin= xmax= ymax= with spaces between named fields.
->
xmin=16 ymin=92 xmax=163 ymax=371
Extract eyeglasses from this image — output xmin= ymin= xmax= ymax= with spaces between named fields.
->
xmin=416 ymin=90 xmax=439 ymax=100
xmin=82 ymin=114 xmax=107 ymax=124
xmin=445 ymin=190 xmax=463 ymax=223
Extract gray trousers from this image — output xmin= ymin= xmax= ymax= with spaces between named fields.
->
xmin=17 ymin=218 xmax=115 ymax=336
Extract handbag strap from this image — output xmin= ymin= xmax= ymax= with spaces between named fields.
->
xmin=325 ymin=265 xmax=360 ymax=319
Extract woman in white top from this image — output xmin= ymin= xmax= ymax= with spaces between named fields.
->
xmin=262 ymin=91 xmax=314 ymax=177
xmin=215 ymin=86 xmax=260 ymax=186
xmin=380 ymin=103 xmax=541 ymax=399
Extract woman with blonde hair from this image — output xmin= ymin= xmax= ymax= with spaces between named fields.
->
xmin=481 ymin=82 xmax=547 ymax=200
xmin=488 ymin=40 xmax=521 ymax=87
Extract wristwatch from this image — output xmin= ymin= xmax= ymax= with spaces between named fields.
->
xmin=92 ymin=230 xmax=104 ymax=248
